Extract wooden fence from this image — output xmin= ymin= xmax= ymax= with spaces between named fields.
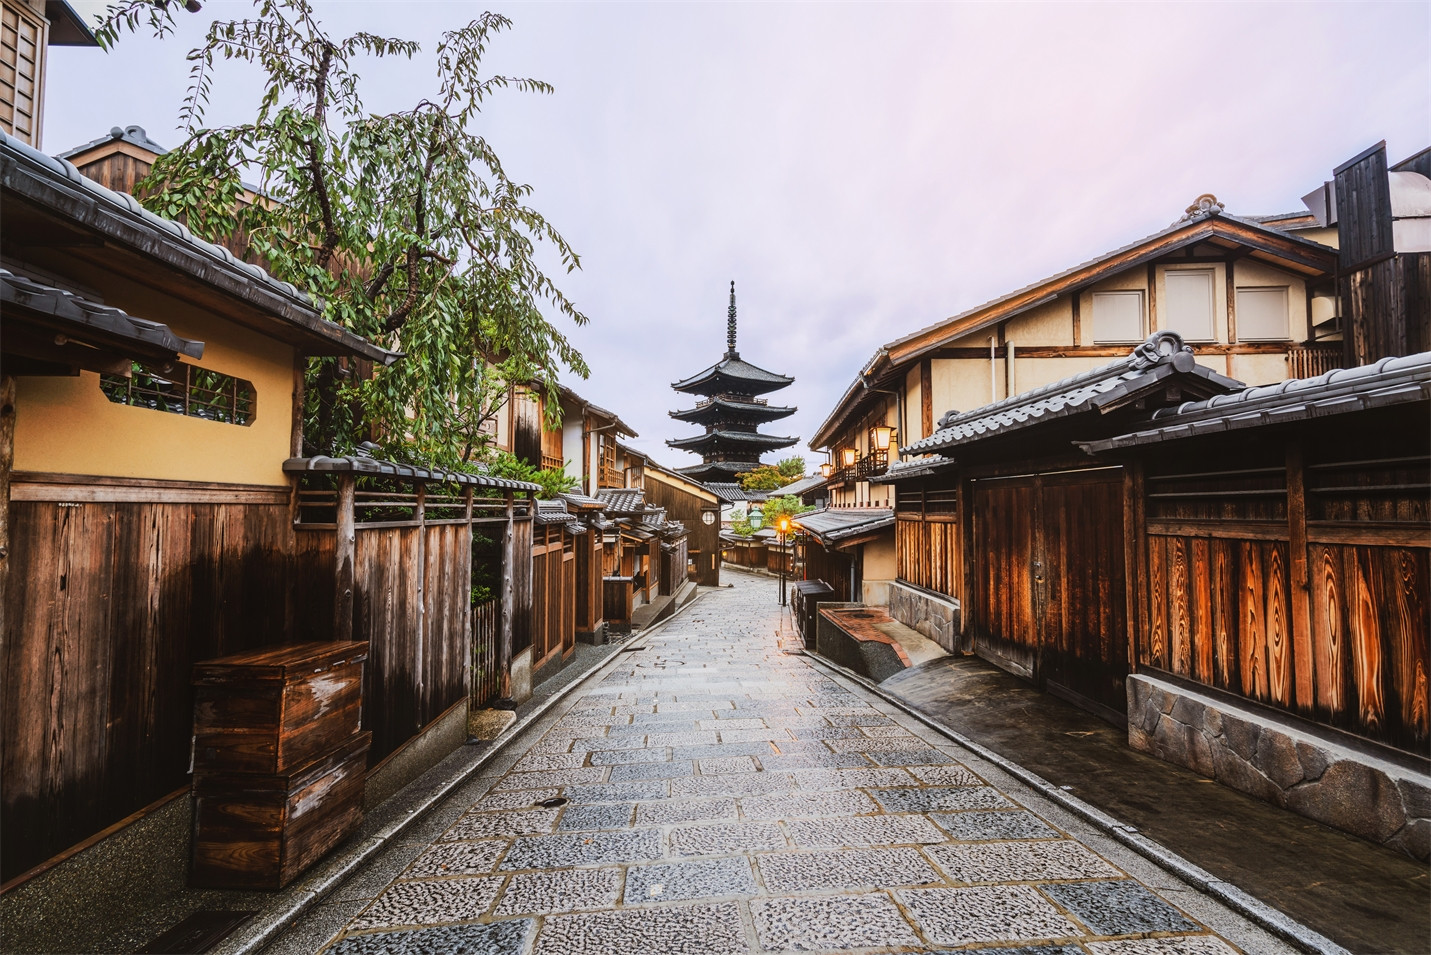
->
xmin=470 ymin=599 xmax=501 ymax=708
xmin=2 ymin=479 xmax=296 ymax=883
xmin=1139 ymin=438 xmax=1429 ymax=753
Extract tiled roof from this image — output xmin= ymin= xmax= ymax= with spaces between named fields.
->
xmin=872 ymin=456 xmax=958 ymax=484
xmin=0 ymin=131 xmax=395 ymax=364
xmin=595 ymin=487 xmax=646 ymax=515
xmin=703 ymin=482 xmax=768 ymax=503
xmin=776 ymin=474 xmax=826 ymax=497
xmin=1083 ymin=352 xmax=1431 ymax=452
xmin=2 ymin=268 xmax=205 ymax=362
xmin=675 ymin=460 xmax=766 ymax=482
xmin=672 ymin=353 xmax=795 ymax=396
xmin=793 ymin=507 xmax=895 ymax=546
xmin=667 ymin=430 xmax=799 ymax=451
xmin=559 ymin=491 xmax=606 ymax=510
xmin=535 ymin=499 xmax=577 ymax=524
xmin=809 ymin=209 xmax=1335 ymax=449
xmin=902 ymin=332 xmax=1242 ymax=455
xmin=283 ymin=456 xmax=540 ymax=491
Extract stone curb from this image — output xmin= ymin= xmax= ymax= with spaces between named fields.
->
xmin=799 ymin=651 xmax=1352 ymax=955
xmin=216 ymin=590 xmax=710 ymax=955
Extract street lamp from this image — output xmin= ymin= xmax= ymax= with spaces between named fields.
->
xmin=840 ymin=447 xmax=857 ymax=469
xmin=778 ymin=515 xmax=790 ymax=606
xmin=819 ymin=462 xmax=833 ymax=479
xmin=748 ymin=506 xmax=763 ymax=530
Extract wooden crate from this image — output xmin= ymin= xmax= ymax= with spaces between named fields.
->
xmin=192 ymin=641 xmax=367 ymax=776
xmin=191 ymin=731 xmax=370 ymax=890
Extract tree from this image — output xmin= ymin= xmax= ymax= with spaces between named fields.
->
xmin=729 ymin=494 xmax=812 ymax=538
xmin=736 ymin=456 xmax=806 ymax=491
xmin=98 ymin=1 xmax=589 ymax=467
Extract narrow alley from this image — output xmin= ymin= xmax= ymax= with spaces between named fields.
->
xmin=274 ymin=572 xmax=1299 ymax=955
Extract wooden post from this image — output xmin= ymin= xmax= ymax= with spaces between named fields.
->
xmin=1287 ymin=442 xmax=1314 ymax=711
xmin=462 ymin=486 xmax=475 ymax=700
xmin=335 ymin=473 xmax=356 ymax=641
xmin=498 ymin=490 xmax=515 ymax=703
xmin=1124 ymin=461 xmax=1146 ymax=678
xmin=414 ymin=481 xmax=427 ymax=719
xmin=0 ymin=375 xmax=14 ymax=639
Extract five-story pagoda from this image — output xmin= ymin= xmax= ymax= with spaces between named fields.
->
xmin=668 ymin=282 xmax=797 ymax=482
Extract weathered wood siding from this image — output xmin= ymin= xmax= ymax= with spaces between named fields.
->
xmin=2 ymin=490 xmax=294 ymax=881
xmin=645 ymin=475 xmax=720 ymax=585
xmin=529 ymin=524 xmax=573 ymax=670
xmin=1139 ymin=430 xmax=1429 ymax=753
xmin=895 ymin=485 xmax=960 ymax=597
xmin=966 ymin=468 xmax=1128 ymax=715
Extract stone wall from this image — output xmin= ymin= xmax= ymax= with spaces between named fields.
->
xmin=888 ymin=581 xmax=961 ymax=653
xmin=1127 ymin=674 xmax=1430 ymax=861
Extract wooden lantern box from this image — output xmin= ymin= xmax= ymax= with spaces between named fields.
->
xmin=190 ymin=641 xmax=370 ymax=890
xmin=192 ymin=731 xmax=370 ymax=890
xmin=191 ymin=642 xmax=368 ymax=775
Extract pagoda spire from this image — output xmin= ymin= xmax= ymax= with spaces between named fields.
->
xmin=726 ymin=280 xmax=738 ymax=357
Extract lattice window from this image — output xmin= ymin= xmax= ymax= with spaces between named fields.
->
xmin=100 ymin=361 xmax=256 ymax=426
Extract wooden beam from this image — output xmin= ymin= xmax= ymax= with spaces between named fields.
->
xmin=1287 ymin=443 xmax=1314 ymax=711
xmin=1226 ymin=258 xmax=1238 ymax=345
xmin=1147 ymin=263 xmax=1158 ymax=335
xmin=920 ymin=359 xmax=933 ymax=438
xmin=1071 ymin=291 xmax=1081 ymax=346
xmin=291 ymin=353 xmax=306 ymax=458
xmin=335 ymin=473 xmax=356 ymax=641
xmin=0 ymin=376 xmax=13 ymax=640
xmin=499 ymin=490 xmax=516 ymax=703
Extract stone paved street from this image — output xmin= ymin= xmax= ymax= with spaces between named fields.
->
xmin=278 ymin=571 xmax=1297 ymax=955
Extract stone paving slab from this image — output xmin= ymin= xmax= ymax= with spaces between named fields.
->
xmin=293 ymin=573 xmax=1299 ymax=955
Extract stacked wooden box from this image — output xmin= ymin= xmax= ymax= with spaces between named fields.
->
xmin=190 ymin=641 xmax=370 ymax=890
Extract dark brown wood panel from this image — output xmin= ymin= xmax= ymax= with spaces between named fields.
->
xmin=2 ymin=498 xmax=296 ymax=881
xmin=970 ymin=478 xmax=1037 ymax=679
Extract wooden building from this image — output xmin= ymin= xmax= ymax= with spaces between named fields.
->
xmin=644 ymin=457 xmax=725 ymax=586
xmin=0 ymin=128 xmax=390 ymax=882
xmin=879 ymin=336 xmax=1431 ymax=858
xmin=808 ymin=194 xmax=1342 ymax=608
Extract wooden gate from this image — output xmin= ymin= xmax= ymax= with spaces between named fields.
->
xmin=970 ymin=467 xmax=1128 ymax=718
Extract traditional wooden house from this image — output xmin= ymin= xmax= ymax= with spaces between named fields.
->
xmin=1077 ymin=353 xmax=1429 ymax=860
xmin=0 ymin=121 xmax=550 ymax=898
xmin=807 ymin=194 xmax=1341 ymax=611
xmin=643 ymin=457 xmax=725 ymax=587
xmin=1 ymin=128 xmax=378 ymax=882
xmin=881 ymin=333 xmax=1242 ymax=715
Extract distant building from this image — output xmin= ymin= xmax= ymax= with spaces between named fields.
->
xmin=668 ymin=282 xmax=798 ymax=483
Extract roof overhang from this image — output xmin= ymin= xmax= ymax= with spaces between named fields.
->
xmin=0 ymin=132 xmax=397 ymax=365
xmin=809 ymin=213 xmax=1335 ymax=449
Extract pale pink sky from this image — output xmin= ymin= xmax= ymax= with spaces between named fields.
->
xmin=47 ymin=1 xmax=1431 ymax=468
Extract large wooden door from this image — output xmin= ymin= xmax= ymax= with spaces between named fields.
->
xmin=970 ymin=468 xmax=1128 ymax=718
xmin=1039 ymin=469 xmax=1128 ymax=718
xmin=971 ymin=477 xmax=1039 ymax=679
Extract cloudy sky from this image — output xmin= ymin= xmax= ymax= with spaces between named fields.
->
xmin=47 ymin=1 xmax=1430 ymax=471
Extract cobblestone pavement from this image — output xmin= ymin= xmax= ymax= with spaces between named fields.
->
xmin=283 ymin=572 xmax=1297 ymax=955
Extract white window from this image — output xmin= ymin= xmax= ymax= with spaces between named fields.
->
xmin=1236 ymin=287 xmax=1291 ymax=340
xmin=1091 ymin=290 xmax=1145 ymax=343
xmin=1164 ymin=269 xmax=1215 ymax=341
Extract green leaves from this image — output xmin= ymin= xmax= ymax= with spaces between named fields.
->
xmin=109 ymin=1 xmax=590 ymax=470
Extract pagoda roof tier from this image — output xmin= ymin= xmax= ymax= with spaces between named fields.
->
xmin=671 ymin=352 xmax=794 ymax=397
xmin=666 ymin=430 xmax=799 ymax=454
xmin=670 ymin=396 xmax=797 ymax=425
xmin=676 ymin=459 xmax=765 ymax=481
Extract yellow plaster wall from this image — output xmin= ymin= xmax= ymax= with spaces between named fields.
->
xmin=931 ymin=357 xmax=997 ymax=419
xmin=1230 ymin=353 xmax=1293 ymax=387
xmin=1006 ymin=298 xmax=1074 ymax=346
xmin=1014 ymin=356 xmax=1111 ymax=393
xmin=903 ymin=365 xmax=923 ymax=441
xmin=14 ymin=292 xmax=297 ymax=486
